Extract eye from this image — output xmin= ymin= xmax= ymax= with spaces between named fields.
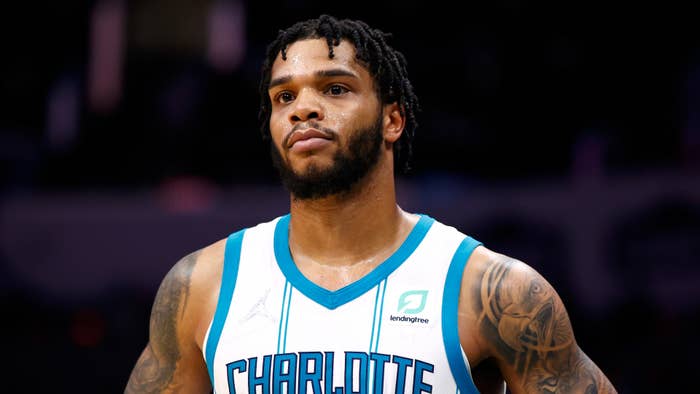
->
xmin=326 ymin=84 xmax=349 ymax=96
xmin=276 ymin=91 xmax=295 ymax=104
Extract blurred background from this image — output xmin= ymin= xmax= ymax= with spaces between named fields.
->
xmin=1 ymin=0 xmax=698 ymax=392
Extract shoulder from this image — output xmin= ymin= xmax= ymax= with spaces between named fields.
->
xmin=465 ymin=246 xmax=554 ymax=298
xmin=185 ymin=237 xmax=228 ymax=288
xmin=164 ymin=237 xmax=227 ymax=296
xmin=461 ymin=245 xmax=555 ymax=304
xmin=158 ymin=237 xmax=229 ymax=348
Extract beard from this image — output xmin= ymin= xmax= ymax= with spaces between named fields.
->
xmin=270 ymin=113 xmax=384 ymax=200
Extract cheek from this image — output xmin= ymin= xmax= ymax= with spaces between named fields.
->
xmin=325 ymin=111 xmax=347 ymax=130
xmin=327 ymin=102 xmax=371 ymax=132
xmin=269 ymin=111 xmax=287 ymax=143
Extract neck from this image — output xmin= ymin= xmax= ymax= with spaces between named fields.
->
xmin=288 ymin=156 xmax=415 ymax=268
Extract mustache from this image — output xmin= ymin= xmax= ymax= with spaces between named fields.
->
xmin=283 ymin=121 xmax=337 ymax=147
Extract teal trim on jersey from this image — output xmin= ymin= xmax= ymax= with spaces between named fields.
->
xmin=277 ymin=281 xmax=292 ymax=353
xmin=368 ymin=279 xmax=388 ymax=353
xmin=369 ymin=282 xmax=381 ymax=353
xmin=205 ymin=229 xmax=246 ymax=387
xmin=442 ymin=236 xmax=482 ymax=394
xmin=283 ymin=284 xmax=293 ymax=352
xmin=374 ymin=279 xmax=388 ymax=351
xmin=274 ymin=214 xmax=434 ymax=310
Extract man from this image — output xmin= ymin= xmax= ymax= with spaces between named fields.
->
xmin=126 ymin=15 xmax=617 ymax=394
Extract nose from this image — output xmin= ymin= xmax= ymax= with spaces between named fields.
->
xmin=289 ymin=88 xmax=324 ymax=123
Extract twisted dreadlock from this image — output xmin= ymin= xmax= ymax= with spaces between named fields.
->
xmin=258 ymin=14 xmax=420 ymax=174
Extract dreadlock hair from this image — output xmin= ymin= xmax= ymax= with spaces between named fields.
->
xmin=258 ymin=14 xmax=420 ymax=174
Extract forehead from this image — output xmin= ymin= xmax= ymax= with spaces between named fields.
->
xmin=270 ymin=38 xmax=367 ymax=81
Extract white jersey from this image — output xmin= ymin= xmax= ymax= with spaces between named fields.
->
xmin=203 ymin=214 xmax=482 ymax=394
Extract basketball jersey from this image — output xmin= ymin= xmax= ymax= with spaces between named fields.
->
xmin=203 ymin=214 xmax=483 ymax=394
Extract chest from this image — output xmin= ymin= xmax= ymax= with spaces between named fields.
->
xmin=212 ymin=256 xmax=454 ymax=394
xmin=202 ymin=216 xmax=482 ymax=394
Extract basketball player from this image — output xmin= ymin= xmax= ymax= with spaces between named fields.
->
xmin=125 ymin=15 xmax=617 ymax=393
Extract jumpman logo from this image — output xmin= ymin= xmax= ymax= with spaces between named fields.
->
xmin=242 ymin=287 xmax=275 ymax=322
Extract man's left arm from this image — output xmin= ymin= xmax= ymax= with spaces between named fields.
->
xmin=473 ymin=254 xmax=617 ymax=394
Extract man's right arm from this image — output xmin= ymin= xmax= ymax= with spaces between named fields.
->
xmin=125 ymin=250 xmax=211 ymax=393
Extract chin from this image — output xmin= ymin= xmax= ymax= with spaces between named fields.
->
xmin=290 ymin=156 xmax=334 ymax=174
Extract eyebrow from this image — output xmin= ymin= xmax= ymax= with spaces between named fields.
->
xmin=268 ymin=68 xmax=359 ymax=90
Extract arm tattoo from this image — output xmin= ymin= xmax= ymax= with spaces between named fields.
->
xmin=475 ymin=257 xmax=616 ymax=393
xmin=126 ymin=250 xmax=201 ymax=393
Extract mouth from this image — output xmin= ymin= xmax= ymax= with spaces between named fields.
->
xmin=286 ymin=128 xmax=333 ymax=149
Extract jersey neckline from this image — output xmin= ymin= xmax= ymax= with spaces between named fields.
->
xmin=273 ymin=213 xmax=435 ymax=309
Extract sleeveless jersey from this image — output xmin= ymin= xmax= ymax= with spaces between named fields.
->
xmin=203 ymin=214 xmax=482 ymax=394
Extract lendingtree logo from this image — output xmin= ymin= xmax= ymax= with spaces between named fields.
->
xmin=397 ymin=290 xmax=428 ymax=314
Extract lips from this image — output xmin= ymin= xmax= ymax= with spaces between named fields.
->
xmin=286 ymin=128 xmax=332 ymax=149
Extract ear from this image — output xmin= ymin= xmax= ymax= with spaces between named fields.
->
xmin=382 ymin=102 xmax=405 ymax=143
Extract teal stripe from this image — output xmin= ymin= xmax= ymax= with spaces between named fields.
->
xmin=368 ymin=282 xmax=382 ymax=394
xmin=282 ymin=286 xmax=293 ymax=352
xmin=276 ymin=281 xmax=289 ymax=353
xmin=368 ymin=282 xmax=382 ymax=352
xmin=373 ymin=279 xmax=389 ymax=352
xmin=442 ymin=236 xmax=482 ymax=394
xmin=205 ymin=229 xmax=246 ymax=387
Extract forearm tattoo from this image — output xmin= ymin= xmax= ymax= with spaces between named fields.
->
xmin=126 ymin=250 xmax=200 ymax=393
xmin=475 ymin=257 xmax=616 ymax=393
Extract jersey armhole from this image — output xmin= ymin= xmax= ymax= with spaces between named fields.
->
xmin=442 ymin=236 xmax=482 ymax=394
xmin=203 ymin=229 xmax=246 ymax=387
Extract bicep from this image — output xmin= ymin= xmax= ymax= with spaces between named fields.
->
xmin=473 ymin=255 xmax=616 ymax=393
xmin=125 ymin=251 xmax=211 ymax=393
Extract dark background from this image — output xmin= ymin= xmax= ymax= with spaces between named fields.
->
xmin=1 ymin=1 xmax=698 ymax=393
